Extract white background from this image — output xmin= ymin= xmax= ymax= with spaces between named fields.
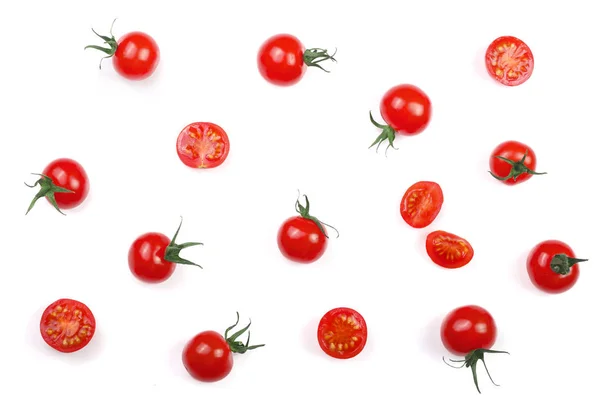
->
xmin=0 ymin=0 xmax=598 ymax=399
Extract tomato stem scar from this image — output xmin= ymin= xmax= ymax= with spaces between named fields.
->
xmin=303 ymin=47 xmax=337 ymax=72
xmin=84 ymin=18 xmax=119 ymax=69
xmin=550 ymin=253 xmax=588 ymax=275
xmin=164 ymin=216 xmax=204 ymax=268
xmin=224 ymin=312 xmax=265 ymax=354
xmin=443 ymin=348 xmax=509 ymax=394
xmin=24 ymin=173 xmax=74 ymax=215
xmin=295 ymin=191 xmax=339 ymax=238
xmin=488 ymin=150 xmax=547 ymax=182
xmin=368 ymin=111 xmax=398 ymax=155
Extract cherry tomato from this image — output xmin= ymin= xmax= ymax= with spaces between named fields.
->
xmin=369 ymin=84 xmax=432 ymax=152
xmin=488 ymin=140 xmax=546 ymax=185
xmin=176 ymin=122 xmax=230 ymax=169
xmin=277 ymin=193 xmax=339 ymax=264
xmin=25 ymin=158 xmax=90 ymax=215
xmin=440 ymin=305 xmax=508 ymax=394
xmin=85 ymin=20 xmax=160 ymax=80
xmin=128 ymin=218 xmax=203 ymax=283
xmin=182 ymin=313 xmax=264 ymax=382
xmin=40 ymin=298 xmax=96 ymax=353
xmin=400 ymin=181 xmax=443 ymax=229
xmin=485 ymin=36 xmax=534 ymax=86
xmin=426 ymin=230 xmax=474 ymax=269
xmin=317 ymin=307 xmax=367 ymax=359
xmin=257 ymin=33 xmax=336 ymax=86
xmin=527 ymin=240 xmax=588 ymax=294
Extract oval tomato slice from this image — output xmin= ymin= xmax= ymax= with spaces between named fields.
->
xmin=400 ymin=181 xmax=444 ymax=228
xmin=426 ymin=230 xmax=474 ymax=269
xmin=40 ymin=298 xmax=96 ymax=353
xmin=317 ymin=307 xmax=367 ymax=359
xmin=485 ymin=36 xmax=534 ymax=86
xmin=176 ymin=122 xmax=230 ymax=169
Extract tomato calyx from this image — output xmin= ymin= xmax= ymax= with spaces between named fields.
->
xmin=84 ymin=19 xmax=119 ymax=69
xmin=164 ymin=217 xmax=203 ymax=268
xmin=303 ymin=47 xmax=337 ymax=72
xmin=488 ymin=150 xmax=546 ymax=182
xmin=295 ymin=192 xmax=339 ymax=239
xmin=550 ymin=253 xmax=588 ymax=275
xmin=224 ymin=312 xmax=265 ymax=354
xmin=368 ymin=111 xmax=398 ymax=154
xmin=443 ymin=349 xmax=509 ymax=394
xmin=24 ymin=173 xmax=74 ymax=215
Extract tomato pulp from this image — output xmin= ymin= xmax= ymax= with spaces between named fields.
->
xmin=40 ymin=298 xmax=96 ymax=353
xmin=485 ymin=36 xmax=534 ymax=86
xmin=176 ymin=122 xmax=230 ymax=169
xmin=400 ymin=181 xmax=444 ymax=228
xmin=317 ymin=307 xmax=368 ymax=359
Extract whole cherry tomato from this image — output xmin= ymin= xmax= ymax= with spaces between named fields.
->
xmin=182 ymin=312 xmax=264 ymax=382
xmin=527 ymin=240 xmax=588 ymax=294
xmin=488 ymin=140 xmax=546 ymax=185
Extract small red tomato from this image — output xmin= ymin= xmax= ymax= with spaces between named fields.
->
xmin=85 ymin=20 xmax=160 ymax=80
xmin=182 ymin=312 xmax=264 ymax=382
xmin=527 ymin=240 xmax=588 ymax=294
xmin=176 ymin=122 xmax=230 ymax=169
xmin=369 ymin=84 xmax=431 ymax=152
xmin=277 ymin=193 xmax=339 ymax=264
xmin=317 ymin=307 xmax=367 ymax=359
xmin=488 ymin=140 xmax=546 ymax=185
xmin=440 ymin=305 xmax=508 ymax=394
xmin=128 ymin=217 xmax=203 ymax=283
xmin=485 ymin=36 xmax=534 ymax=86
xmin=40 ymin=298 xmax=96 ymax=353
xmin=257 ymin=33 xmax=336 ymax=86
xmin=426 ymin=230 xmax=474 ymax=269
xmin=25 ymin=158 xmax=90 ymax=215
xmin=399 ymin=181 xmax=444 ymax=229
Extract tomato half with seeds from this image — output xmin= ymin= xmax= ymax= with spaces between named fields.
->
xmin=485 ymin=36 xmax=534 ymax=86
xmin=176 ymin=122 xmax=230 ymax=169
xmin=488 ymin=140 xmax=546 ymax=185
xmin=40 ymin=298 xmax=96 ymax=353
xmin=527 ymin=240 xmax=588 ymax=294
xmin=317 ymin=307 xmax=367 ymax=359
xmin=400 ymin=181 xmax=443 ymax=229
xmin=426 ymin=230 xmax=474 ymax=269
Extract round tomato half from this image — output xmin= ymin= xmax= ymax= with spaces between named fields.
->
xmin=426 ymin=230 xmax=474 ymax=269
xmin=176 ymin=122 xmax=230 ymax=169
xmin=527 ymin=240 xmax=587 ymax=294
xmin=440 ymin=305 xmax=496 ymax=356
xmin=400 ymin=181 xmax=444 ymax=228
xmin=40 ymin=298 xmax=96 ymax=353
xmin=485 ymin=36 xmax=534 ymax=86
xmin=317 ymin=307 xmax=367 ymax=359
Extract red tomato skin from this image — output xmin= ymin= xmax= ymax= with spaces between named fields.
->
xmin=489 ymin=140 xmax=537 ymax=185
xmin=485 ymin=36 xmax=534 ymax=87
xmin=380 ymin=84 xmax=432 ymax=135
xmin=400 ymin=181 xmax=444 ymax=229
xmin=113 ymin=32 xmax=160 ymax=80
xmin=40 ymin=298 xmax=96 ymax=353
xmin=426 ymin=230 xmax=474 ymax=269
xmin=277 ymin=216 xmax=327 ymax=263
xmin=257 ymin=34 xmax=306 ymax=86
xmin=182 ymin=331 xmax=234 ymax=382
xmin=128 ymin=232 xmax=175 ymax=283
xmin=440 ymin=305 xmax=497 ymax=356
xmin=317 ymin=307 xmax=368 ymax=359
xmin=176 ymin=122 xmax=230 ymax=169
xmin=527 ymin=240 xmax=580 ymax=294
xmin=42 ymin=158 xmax=90 ymax=209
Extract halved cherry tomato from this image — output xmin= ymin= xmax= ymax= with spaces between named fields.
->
xmin=40 ymin=298 xmax=96 ymax=353
xmin=485 ymin=36 xmax=534 ymax=86
xmin=488 ymin=140 xmax=546 ymax=185
xmin=527 ymin=240 xmax=588 ymax=294
xmin=176 ymin=122 xmax=230 ymax=169
xmin=317 ymin=307 xmax=367 ymax=359
xmin=400 ymin=181 xmax=443 ymax=228
xmin=426 ymin=230 xmax=474 ymax=269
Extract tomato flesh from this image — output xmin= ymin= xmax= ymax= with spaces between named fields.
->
xmin=485 ymin=36 xmax=534 ymax=86
xmin=177 ymin=122 xmax=230 ymax=169
xmin=317 ymin=307 xmax=367 ymax=359
xmin=257 ymin=34 xmax=306 ymax=86
xmin=380 ymin=84 xmax=431 ymax=135
xmin=426 ymin=230 xmax=474 ymax=269
xmin=113 ymin=31 xmax=160 ymax=80
xmin=182 ymin=331 xmax=233 ymax=382
xmin=440 ymin=305 xmax=496 ymax=356
xmin=400 ymin=181 xmax=444 ymax=228
xmin=40 ymin=299 xmax=96 ymax=353
xmin=527 ymin=240 xmax=581 ymax=294
xmin=277 ymin=216 xmax=327 ymax=263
